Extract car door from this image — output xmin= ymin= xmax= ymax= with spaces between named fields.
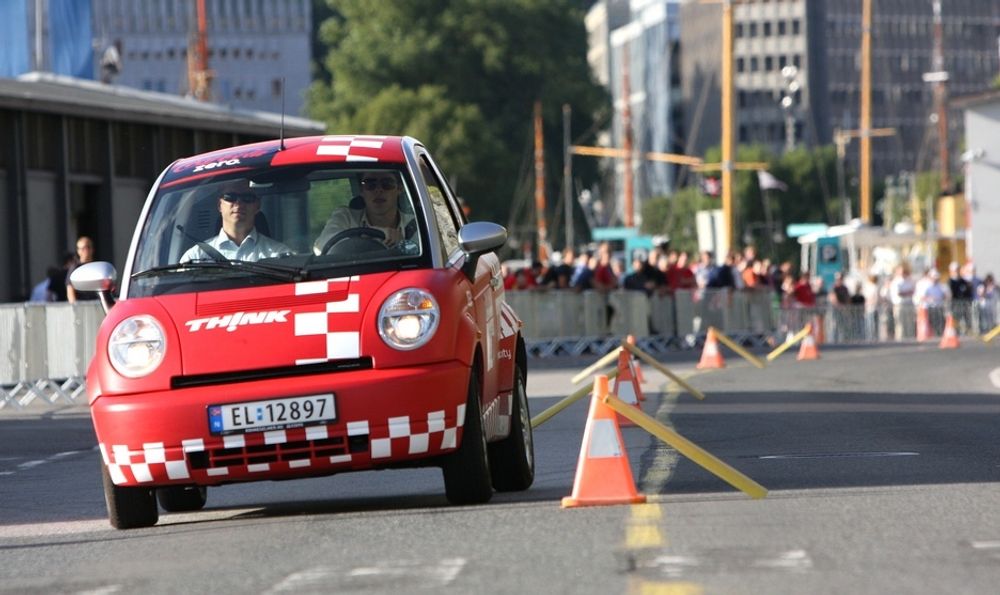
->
xmin=415 ymin=153 xmax=503 ymax=434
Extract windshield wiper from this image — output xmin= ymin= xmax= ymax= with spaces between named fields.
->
xmin=132 ymin=260 xmax=303 ymax=282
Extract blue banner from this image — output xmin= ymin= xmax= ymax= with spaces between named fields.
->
xmin=49 ymin=0 xmax=93 ymax=79
xmin=0 ymin=0 xmax=30 ymax=77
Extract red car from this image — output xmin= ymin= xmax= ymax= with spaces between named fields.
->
xmin=71 ymin=135 xmax=534 ymax=529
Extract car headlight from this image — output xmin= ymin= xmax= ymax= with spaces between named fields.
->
xmin=378 ymin=289 xmax=439 ymax=350
xmin=108 ymin=315 xmax=166 ymax=378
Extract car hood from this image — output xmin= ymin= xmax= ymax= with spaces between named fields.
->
xmin=154 ymin=272 xmax=397 ymax=376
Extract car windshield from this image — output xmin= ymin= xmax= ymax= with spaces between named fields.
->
xmin=128 ymin=164 xmax=427 ymax=298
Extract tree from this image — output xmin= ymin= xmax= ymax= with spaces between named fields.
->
xmin=308 ymin=0 xmax=608 ymax=226
xmin=642 ymin=143 xmax=839 ymax=264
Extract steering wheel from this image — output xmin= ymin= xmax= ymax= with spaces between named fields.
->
xmin=319 ymin=227 xmax=387 ymax=255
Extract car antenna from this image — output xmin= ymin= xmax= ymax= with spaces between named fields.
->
xmin=278 ymin=76 xmax=286 ymax=151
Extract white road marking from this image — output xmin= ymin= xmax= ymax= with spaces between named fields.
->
xmin=758 ymin=452 xmax=919 ymax=460
xmin=753 ymin=549 xmax=813 ymax=571
xmin=989 ymin=367 xmax=1000 ymax=389
xmin=266 ymin=559 xmax=466 ymax=593
xmin=0 ymin=520 xmax=111 ymax=539
xmin=970 ymin=541 xmax=1000 ymax=549
xmin=75 ymin=586 xmax=122 ymax=595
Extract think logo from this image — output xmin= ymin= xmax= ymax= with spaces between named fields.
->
xmin=185 ymin=310 xmax=291 ymax=332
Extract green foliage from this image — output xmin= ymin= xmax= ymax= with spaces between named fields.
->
xmin=308 ymin=0 xmax=608 ymax=223
xmin=645 ymin=144 xmax=839 ymax=264
xmin=640 ymin=186 xmax=714 ymax=256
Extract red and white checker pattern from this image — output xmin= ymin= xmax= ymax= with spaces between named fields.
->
xmin=99 ymin=404 xmax=469 ymax=485
xmin=315 ymin=135 xmax=387 ymax=162
xmin=369 ymin=404 xmax=467 ymax=459
xmin=293 ymin=277 xmax=361 ymax=364
xmin=498 ymin=302 xmax=519 ymax=339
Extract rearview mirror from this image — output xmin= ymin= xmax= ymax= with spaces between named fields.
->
xmin=69 ymin=261 xmax=117 ymax=313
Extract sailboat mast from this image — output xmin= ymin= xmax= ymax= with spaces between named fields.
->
xmin=534 ymin=101 xmax=550 ymax=260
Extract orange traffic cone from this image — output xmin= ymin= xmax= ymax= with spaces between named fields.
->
xmin=562 ymin=375 xmax=646 ymax=508
xmin=916 ymin=306 xmax=933 ymax=342
xmin=697 ymin=328 xmax=726 ymax=369
xmin=812 ymin=314 xmax=825 ymax=345
xmin=612 ymin=350 xmax=643 ymax=426
xmin=626 ymin=335 xmax=646 ymax=388
xmin=939 ymin=314 xmax=960 ymax=349
xmin=797 ymin=326 xmax=820 ymax=360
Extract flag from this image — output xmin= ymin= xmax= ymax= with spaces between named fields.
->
xmin=0 ymin=0 xmax=29 ymax=77
xmin=49 ymin=0 xmax=93 ymax=79
xmin=757 ymin=170 xmax=788 ymax=192
xmin=700 ymin=176 xmax=721 ymax=197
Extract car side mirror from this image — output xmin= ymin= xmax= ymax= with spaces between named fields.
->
xmin=458 ymin=222 xmax=507 ymax=280
xmin=69 ymin=261 xmax=118 ymax=313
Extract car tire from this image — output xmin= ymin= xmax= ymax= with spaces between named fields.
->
xmin=156 ymin=485 xmax=208 ymax=512
xmin=442 ymin=365 xmax=494 ymax=505
xmin=102 ymin=463 xmax=158 ymax=530
xmin=488 ymin=362 xmax=535 ymax=491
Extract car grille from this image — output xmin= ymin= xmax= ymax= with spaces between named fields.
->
xmin=187 ymin=433 xmax=370 ymax=470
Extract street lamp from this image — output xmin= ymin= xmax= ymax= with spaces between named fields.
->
xmin=780 ymin=65 xmax=800 ymax=153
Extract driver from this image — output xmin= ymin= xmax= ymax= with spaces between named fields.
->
xmin=181 ymin=180 xmax=291 ymax=262
xmin=313 ymin=170 xmax=416 ymax=255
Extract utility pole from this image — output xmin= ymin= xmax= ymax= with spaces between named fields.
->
xmin=562 ymin=104 xmax=574 ymax=250
xmin=834 ymin=127 xmax=896 ymax=224
xmin=859 ymin=0 xmax=873 ymax=223
xmin=621 ymin=46 xmax=635 ymax=228
xmin=720 ymin=0 xmax=735 ymax=250
xmin=533 ymin=101 xmax=551 ymax=260
xmin=927 ymin=0 xmax=951 ymax=193
xmin=188 ymin=0 xmax=213 ymax=101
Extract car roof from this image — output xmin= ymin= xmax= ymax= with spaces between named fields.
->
xmin=161 ymin=135 xmax=415 ymax=188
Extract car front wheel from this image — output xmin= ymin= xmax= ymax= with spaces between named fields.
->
xmin=102 ymin=464 xmax=158 ymax=529
xmin=488 ymin=362 xmax=534 ymax=491
xmin=442 ymin=365 xmax=493 ymax=505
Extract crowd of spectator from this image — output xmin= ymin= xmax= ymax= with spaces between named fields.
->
xmin=502 ymin=243 xmax=998 ymax=331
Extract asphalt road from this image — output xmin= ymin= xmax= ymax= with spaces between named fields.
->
xmin=1 ymin=340 xmax=999 ymax=594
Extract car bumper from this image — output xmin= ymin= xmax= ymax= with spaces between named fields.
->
xmin=93 ymin=361 xmax=470 ymax=487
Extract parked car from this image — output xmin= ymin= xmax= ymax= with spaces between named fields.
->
xmin=72 ymin=135 xmax=534 ymax=529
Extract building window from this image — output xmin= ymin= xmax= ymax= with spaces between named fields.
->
xmin=272 ymin=78 xmax=283 ymax=98
xmin=737 ymin=57 xmax=745 ymax=73
xmin=750 ymin=57 xmax=759 ymax=72
xmin=779 ymin=55 xmax=787 ymax=68
xmin=749 ymin=22 xmax=758 ymax=37
xmin=778 ymin=20 xmax=786 ymax=36
xmin=792 ymin=19 xmax=800 ymax=35
xmin=764 ymin=22 xmax=772 ymax=36
xmin=765 ymin=56 xmax=773 ymax=71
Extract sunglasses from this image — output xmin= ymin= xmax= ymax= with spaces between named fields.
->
xmin=360 ymin=178 xmax=398 ymax=191
xmin=221 ymin=192 xmax=259 ymax=204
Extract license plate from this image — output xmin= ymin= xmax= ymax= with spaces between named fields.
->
xmin=208 ymin=394 xmax=336 ymax=435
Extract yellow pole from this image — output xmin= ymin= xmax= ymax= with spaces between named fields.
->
xmin=622 ymin=342 xmax=706 ymax=400
xmin=859 ymin=0 xmax=872 ymax=223
xmin=766 ymin=323 xmax=812 ymax=362
xmin=709 ymin=327 xmax=767 ymax=369
xmin=604 ymin=395 xmax=767 ymax=499
xmin=721 ymin=0 xmax=735 ymax=251
xmin=983 ymin=324 xmax=1000 ymax=343
xmin=530 ymin=368 xmax=621 ymax=428
xmin=570 ymin=347 xmax=623 ymax=385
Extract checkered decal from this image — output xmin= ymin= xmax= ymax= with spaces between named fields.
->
xmin=498 ymin=302 xmax=519 ymax=339
xmin=293 ymin=276 xmax=362 ymax=364
xmin=99 ymin=404 xmax=468 ymax=485
xmin=315 ymin=135 xmax=388 ymax=162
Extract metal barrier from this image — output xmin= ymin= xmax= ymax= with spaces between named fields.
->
xmin=2 ymin=295 xmax=997 ymax=407
xmin=1 ymin=302 xmax=103 ymax=409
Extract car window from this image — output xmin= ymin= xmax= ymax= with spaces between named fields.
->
xmin=418 ymin=156 xmax=461 ymax=258
xmin=127 ymin=166 xmax=428 ymax=298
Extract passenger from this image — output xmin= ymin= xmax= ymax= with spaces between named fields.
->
xmin=313 ymin=171 xmax=416 ymax=254
xmin=181 ymin=180 xmax=290 ymax=263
